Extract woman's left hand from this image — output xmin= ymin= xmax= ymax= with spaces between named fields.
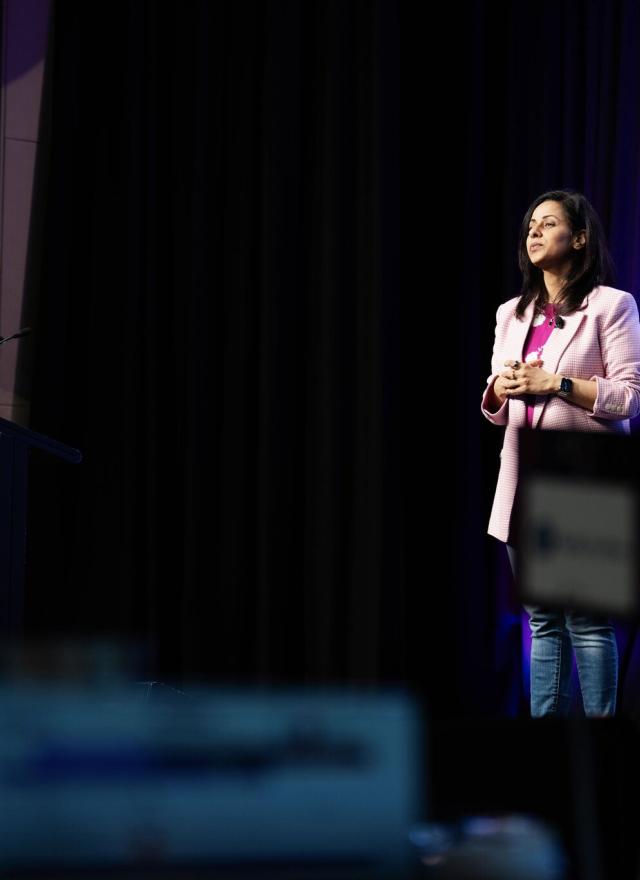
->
xmin=501 ymin=359 xmax=556 ymax=396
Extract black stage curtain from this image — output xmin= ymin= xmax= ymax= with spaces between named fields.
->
xmin=24 ymin=1 xmax=407 ymax=692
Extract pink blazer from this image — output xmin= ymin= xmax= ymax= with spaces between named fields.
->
xmin=481 ymin=285 xmax=640 ymax=544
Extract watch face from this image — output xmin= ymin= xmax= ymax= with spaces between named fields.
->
xmin=560 ymin=377 xmax=573 ymax=393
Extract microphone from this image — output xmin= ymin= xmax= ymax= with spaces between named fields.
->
xmin=0 ymin=326 xmax=31 ymax=346
xmin=554 ymin=315 xmax=565 ymax=328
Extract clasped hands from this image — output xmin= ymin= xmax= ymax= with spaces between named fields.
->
xmin=494 ymin=358 xmax=555 ymax=398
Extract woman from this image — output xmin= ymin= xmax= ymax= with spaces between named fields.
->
xmin=481 ymin=188 xmax=640 ymax=718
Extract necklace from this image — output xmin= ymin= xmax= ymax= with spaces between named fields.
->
xmin=532 ymin=302 xmax=556 ymax=328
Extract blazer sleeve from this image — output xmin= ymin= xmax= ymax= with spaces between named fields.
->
xmin=480 ymin=302 xmax=509 ymax=426
xmin=586 ymin=292 xmax=640 ymax=421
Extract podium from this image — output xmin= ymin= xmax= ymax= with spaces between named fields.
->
xmin=0 ymin=415 xmax=82 ymax=636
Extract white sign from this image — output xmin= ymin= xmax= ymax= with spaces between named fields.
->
xmin=519 ymin=476 xmax=637 ymax=616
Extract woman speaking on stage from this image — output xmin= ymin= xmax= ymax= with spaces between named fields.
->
xmin=481 ymin=188 xmax=640 ymax=718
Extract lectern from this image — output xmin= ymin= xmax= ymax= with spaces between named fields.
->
xmin=0 ymin=415 xmax=82 ymax=636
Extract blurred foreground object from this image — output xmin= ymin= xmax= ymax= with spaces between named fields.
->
xmin=0 ymin=683 xmax=423 ymax=878
xmin=515 ymin=430 xmax=640 ymax=619
xmin=409 ymin=814 xmax=567 ymax=879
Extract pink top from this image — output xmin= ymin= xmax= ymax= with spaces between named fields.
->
xmin=521 ymin=302 xmax=557 ymax=428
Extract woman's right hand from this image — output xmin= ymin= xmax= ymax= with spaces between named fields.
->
xmin=493 ymin=374 xmax=510 ymax=402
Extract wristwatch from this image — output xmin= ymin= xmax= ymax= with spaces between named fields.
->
xmin=557 ymin=376 xmax=573 ymax=397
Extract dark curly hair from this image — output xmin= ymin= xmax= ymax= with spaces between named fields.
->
xmin=514 ymin=189 xmax=616 ymax=320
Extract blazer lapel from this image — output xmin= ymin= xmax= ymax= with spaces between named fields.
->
xmin=505 ymin=298 xmax=536 ymax=428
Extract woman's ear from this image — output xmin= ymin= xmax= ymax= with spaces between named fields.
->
xmin=573 ymin=229 xmax=586 ymax=249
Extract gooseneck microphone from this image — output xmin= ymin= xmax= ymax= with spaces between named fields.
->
xmin=0 ymin=326 xmax=31 ymax=346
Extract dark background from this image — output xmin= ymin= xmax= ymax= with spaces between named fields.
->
xmin=19 ymin=0 xmax=640 ymax=722
xmin=25 ymin=0 xmax=406 ymax=692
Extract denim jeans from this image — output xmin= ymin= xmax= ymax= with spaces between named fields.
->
xmin=506 ymin=543 xmax=618 ymax=718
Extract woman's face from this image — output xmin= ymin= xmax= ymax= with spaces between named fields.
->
xmin=526 ymin=200 xmax=583 ymax=268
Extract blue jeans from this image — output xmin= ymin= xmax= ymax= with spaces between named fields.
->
xmin=506 ymin=543 xmax=618 ymax=718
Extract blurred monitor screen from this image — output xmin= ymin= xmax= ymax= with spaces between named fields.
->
xmin=515 ymin=429 xmax=640 ymax=619
xmin=516 ymin=475 xmax=638 ymax=618
xmin=0 ymin=684 xmax=423 ymax=878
